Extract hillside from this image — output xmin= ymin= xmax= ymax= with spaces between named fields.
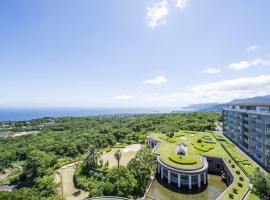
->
xmin=181 ymin=95 xmax=270 ymax=112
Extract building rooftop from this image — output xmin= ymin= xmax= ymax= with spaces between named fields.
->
xmin=148 ymin=132 xmax=229 ymax=170
xmin=228 ymin=102 xmax=270 ymax=106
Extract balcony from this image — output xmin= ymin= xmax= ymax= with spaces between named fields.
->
xmin=255 ymin=146 xmax=263 ymax=153
xmin=256 ymin=128 xmax=263 ymax=132
xmin=223 ymin=108 xmax=270 ymax=116
xmin=255 ymin=137 xmax=263 ymax=143
xmin=265 ymin=152 xmax=270 ymax=157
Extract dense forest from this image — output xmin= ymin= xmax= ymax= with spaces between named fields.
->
xmin=0 ymin=112 xmax=221 ymax=199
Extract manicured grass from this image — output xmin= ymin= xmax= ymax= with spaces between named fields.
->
xmin=100 ymin=147 xmax=112 ymax=153
xmin=158 ymin=135 xmax=176 ymax=143
xmin=248 ymin=193 xmax=261 ymax=200
xmin=54 ymin=156 xmax=82 ymax=169
xmin=169 ymin=155 xmax=198 ymax=165
xmin=114 ymin=143 xmax=128 ymax=148
xmin=211 ymin=134 xmax=251 ymax=200
xmin=192 ymin=141 xmax=214 ymax=152
xmin=151 ymin=131 xmax=228 ymax=170
xmin=212 ymin=133 xmax=257 ymax=177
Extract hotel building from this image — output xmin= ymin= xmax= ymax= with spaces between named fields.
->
xmin=223 ymin=103 xmax=270 ymax=171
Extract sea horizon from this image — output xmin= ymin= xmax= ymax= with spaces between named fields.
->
xmin=0 ymin=107 xmax=180 ymax=121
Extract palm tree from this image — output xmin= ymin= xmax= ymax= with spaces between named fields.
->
xmin=114 ymin=149 xmax=122 ymax=168
xmin=85 ymin=145 xmax=101 ymax=170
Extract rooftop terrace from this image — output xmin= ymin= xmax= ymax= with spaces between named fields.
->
xmin=148 ymin=131 xmax=251 ymax=200
xmin=149 ymin=131 xmax=229 ymax=170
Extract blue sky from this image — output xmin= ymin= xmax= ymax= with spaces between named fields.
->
xmin=0 ymin=0 xmax=270 ymax=108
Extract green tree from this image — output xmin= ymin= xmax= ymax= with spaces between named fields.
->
xmin=128 ymin=147 xmax=156 ymax=196
xmin=35 ymin=175 xmax=59 ymax=197
xmin=23 ymin=150 xmax=57 ymax=183
xmin=85 ymin=145 xmax=101 ymax=170
xmin=114 ymin=149 xmax=122 ymax=167
xmin=251 ymin=168 xmax=270 ymax=200
xmin=104 ymin=166 xmax=137 ymax=197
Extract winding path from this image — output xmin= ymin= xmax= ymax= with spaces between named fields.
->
xmin=55 ymin=163 xmax=88 ymax=200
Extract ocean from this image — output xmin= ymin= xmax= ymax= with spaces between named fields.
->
xmin=0 ymin=107 xmax=172 ymax=121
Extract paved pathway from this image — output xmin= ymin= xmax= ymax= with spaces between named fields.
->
xmin=56 ymin=163 xmax=88 ymax=200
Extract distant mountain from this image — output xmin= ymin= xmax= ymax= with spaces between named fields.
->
xmin=229 ymin=95 xmax=270 ymax=104
xmin=181 ymin=95 xmax=270 ymax=112
xmin=199 ymin=104 xmax=227 ymax=112
xmin=181 ymin=103 xmax=219 ymax=111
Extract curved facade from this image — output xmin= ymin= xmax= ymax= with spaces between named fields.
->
xmin=157 ymin=156 xmax=208 ymax=189
xmin=148 ymin=137 xmax=208 ymax=189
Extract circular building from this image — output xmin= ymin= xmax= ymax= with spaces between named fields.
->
xmin=148 ymin=134 xmax=208 ymax=189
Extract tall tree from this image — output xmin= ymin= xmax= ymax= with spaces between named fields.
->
xmin=251 ymin=168 xmax=270 ymax=200
xmin=85 ymin=145 xmax=101 ymax=170
xmin=128 ymin=147 xmax=156 ymax=196
xmin=114 ymin=149 xmax=122 ymax=167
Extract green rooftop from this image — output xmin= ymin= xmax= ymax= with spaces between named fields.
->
xmin=149 ymin=131 xmax=229 ymax=170
xmin=149 ymin=131 xmax=251 ymax=200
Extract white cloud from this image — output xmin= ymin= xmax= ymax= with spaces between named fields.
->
xmin=146 ymin=1 xmax=169 ymax=28
xmin=228 ymin=58 xmax=270 ymax=70
xmin=114 ymin=95 xmax=134 ymax=101
xmin=202 ymin=67 xmax=221 ymax=74
xmin=136 ymin=75 xmax=270 ymax=107
xmin=143 ymin=75 xmax=168 ymax=85
xmin=189 ymin=75 xmax=270 ymax=103
xmin=174 ymin=0 xmax=187 ymax=9
xmin=246 ymin=45 xmax=259 ymax=52
xmin=192 ymin=75 xmax=270 ymax=93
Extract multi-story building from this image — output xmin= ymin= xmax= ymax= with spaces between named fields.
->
xmin=223 ymin=103 xmax=270 ymax=171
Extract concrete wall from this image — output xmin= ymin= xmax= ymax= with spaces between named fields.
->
xmin=205 ymin=156 xmax=224 ymax=175
xmin=205 ymin=156 xmax=234 ymax=185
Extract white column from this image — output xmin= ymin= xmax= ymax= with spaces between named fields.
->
xmin=203 ymin=172 xmax=207 ymax=184
xmin=161 ymin=166 xmax=164 ymax=179
xmin=158 ymin=164 xmax=160 ymax=174
xmin=168 ymin=171 xmax=171 ymax=184
xmin=198 ymin=174 xmax=201 ymax=188
xmin=177 ymin=174 xmax=181 ymax=188
xmin=189 ymin=175 xmax=192 ymax=189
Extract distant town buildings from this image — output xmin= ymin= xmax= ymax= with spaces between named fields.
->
xmin=223 ymin=103 xmax=270 ymax=171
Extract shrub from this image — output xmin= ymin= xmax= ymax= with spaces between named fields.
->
xmin=167 ymin=132 xmax=174 ymax=138
xmin=233 ymin=188 xmax=238 ymax=194
xmin=238 ymin=182 xmax=243 ymax=187
xmin=229 ymin=160 xmax=232 ymax=163
xmin=100 ymin=148 xmax=112 ymax=153
xmin=197 ymin=138 xmax=202 ymax=143
xmin=158 ymin=135 xmax=176 ymax=143
xmin=169 ymin=155 xmax=198 ymax=165
xmin=114 ymin=144 xmax=127 ymax=148
xmin=229 ymin=193 xmax=234 ymax=199
xmin=231 ymin=164 xmax=235 ymax=168
xmin=236 ymin=170 xmax=240 ymax=175
xmin=239 ymin=176 xmax=244 ymax=181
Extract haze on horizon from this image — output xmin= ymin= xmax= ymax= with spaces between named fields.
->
xmin=0 ymin=0 xmax=270 ymax=108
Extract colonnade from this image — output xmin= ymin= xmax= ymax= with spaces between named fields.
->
xmin=157 ymin=162 xmax=207 ymax=189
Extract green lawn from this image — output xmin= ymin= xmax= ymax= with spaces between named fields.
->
xmin=169 ymin=155 xmax=199 ymax=165
xmin=248 ymin=192 xmax=261 ymax=200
